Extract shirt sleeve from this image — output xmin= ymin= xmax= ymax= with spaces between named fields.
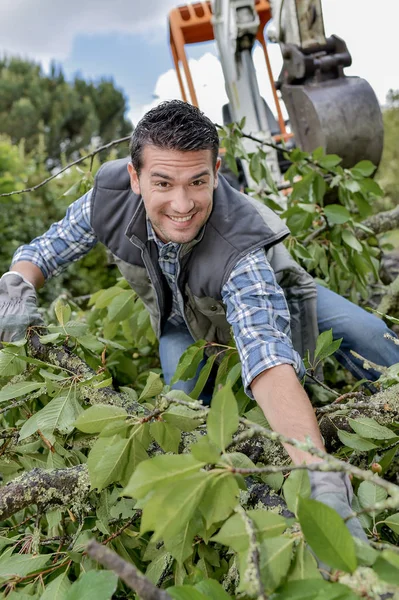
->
xmin=11 ymin=189 xmax=98 ymax=280
xmin=221 ymin=247 xmax=305 ymax=398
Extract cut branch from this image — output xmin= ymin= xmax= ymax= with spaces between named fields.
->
xmin=0 ymin=465 xmax=90 ymax=521
xmin=358 ymin=205 xmax=399 ymax=239
xmin=87 ymin=540 xmax=171 ymax=600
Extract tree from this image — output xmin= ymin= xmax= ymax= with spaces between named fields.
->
xmin=0 ymin=57 xmax=132 ymax=169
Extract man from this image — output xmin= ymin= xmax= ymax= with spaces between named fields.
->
xmin=0 ymin=101 xmax=396 ymax=541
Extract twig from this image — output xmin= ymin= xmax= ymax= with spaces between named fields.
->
xmin=303 ymin=224 xmax=328 ymax=245
xmin=332 ymin=391 xmax=366 ymax=404
xmin=87 ymin=540 xmax=171 ymax=599
xmin=350 ymin=351 xmax=390 ymax=375
xmin=236 ymin=506 xmax=268 ymax=600
xmin=0 ymin=399 xmax=28 ymax=416
xmin=306 ymin=373 xmax=340 ymax=397
xmin=316 ymin=400 xmax=383 ymax=414
xmin=238 ymin=418 xmax=399 ymax=499
xmin=102 ymin=512 xmax=141 ymax=545
xmin=0 ymin=136 xmax=130 ymax=198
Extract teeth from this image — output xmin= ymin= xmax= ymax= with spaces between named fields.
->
xmin=169 ymin=215 xmax=193 ymax=222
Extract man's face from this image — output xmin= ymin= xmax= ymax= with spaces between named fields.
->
xmin=128 ymin=146 xmax=221 ymax=244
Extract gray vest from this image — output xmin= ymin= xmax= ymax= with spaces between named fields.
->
xmin=90 ymin=158 xmax=318 ymax=358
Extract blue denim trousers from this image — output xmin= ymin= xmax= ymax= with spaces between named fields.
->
xmin=159 ymin=285 xmax=399 ymax=397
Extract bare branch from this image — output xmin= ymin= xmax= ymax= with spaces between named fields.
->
xmin=358 ymin=205 xmax=399 ymax=239
xmin=87 ymin=540 xmax=171 ymax=600
xmin=0 ymin=136 xmax=130 ymax=198
xmin=236 ymin=506 xmax=268 ymax=600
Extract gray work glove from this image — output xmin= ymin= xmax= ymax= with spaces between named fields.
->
xmin=0 ymin=272 xmax=44 ymax=343
xmin=309 ymin=470 xmax=368 ymax=542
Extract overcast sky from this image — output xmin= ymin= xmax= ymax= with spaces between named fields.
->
xmin=0 ymin=0 xmax=398 ymax=126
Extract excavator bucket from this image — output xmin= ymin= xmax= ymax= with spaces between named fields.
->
xmin=281 ymin=76 xmax=384 ymax=168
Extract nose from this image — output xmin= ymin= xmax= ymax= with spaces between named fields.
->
xmin=170 ymin=187 xmax=194 ymax=214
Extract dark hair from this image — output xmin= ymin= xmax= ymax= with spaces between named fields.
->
xmin=130 ymin=100 xmax=219 ymax=174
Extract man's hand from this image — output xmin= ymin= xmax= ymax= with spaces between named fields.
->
xmin=0 ymin=272 xmax=44 ymax=343
xmin=309 ymin=471 xmax=368 ymax=541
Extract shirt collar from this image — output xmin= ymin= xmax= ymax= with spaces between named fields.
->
xmin=146 ymin=217 xmax=206 ymax=256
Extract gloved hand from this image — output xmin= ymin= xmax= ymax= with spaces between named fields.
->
xmin=0 ymin=272 xmax=44 ymax=343
xmin=309 ymin=470 xmax=368 ymax=542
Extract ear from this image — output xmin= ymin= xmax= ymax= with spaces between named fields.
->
xmin=213 ymin=157 xmax=222 ymax=189
xmin=127 ymin=162 xmax=141 ymax=195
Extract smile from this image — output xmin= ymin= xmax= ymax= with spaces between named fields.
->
xmin=168 ymin=215 xmax=194 ymax=223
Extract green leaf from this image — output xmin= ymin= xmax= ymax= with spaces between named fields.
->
xmin=168 ymin=587 xmax=208 ymax=600
xmin=163 ymin=403 xmax=201 ymax=432
xmin=150 ymin=420 xmax=181 ymax=453
xmin=40 ymin=571 xmax=71 ymax=600
xmin=337 ymin=430 xmax=378 ymax=451
xmin=373 ymin=550 xmax=399 ymax=585
xmin=0 ymin=348 xmax=26 ymax=376
xmin=348 ymin=417 xmax=397 ymax=440
xmin=199 ymin=472 xmax=239 ymax=528
xmin=195 ymin=579 xmax=231 ymax=599
xmin=107 ymin=290 xmax=136 ymax=322
xmin=211 ymin=510 xmax=286 ymax=551
xmin=357 ymin=481 xmax=387 ymax=514
xmin=317 ymin=154 xmax=342 ymax=169
xmin=259 ymin=536 xmax=294 ymax=592
xmin=139 ymin=371 xmax=163 ymax=401
xmin=38 ymin=393 xmax=82 ymax=435
xmin=351 ymin=160 xmax=376 ymax=178
xmin=170 ymin=340 xmax=205 ymax=384
xmin=297 ymin=497 xmax=357 ymax=572
xmin=141 ymin=472 xmax=211 ymax=542
xmin=65 ymin=570 xmax=118 ymax=600
xmin=324 ymin=205 xmax=351 ymax=225
xmin=123 ymin=454 xmax=205 ymax=499
xmin=288 ymin=539 xmax=321 ymax=581
xmin=191 ymin=436 xmax=221 ymax=463
xmin=75 ymin=404 xmax=127 ymax=433
xmin=341 ymin=229 xmax=363 ymax=253
xmin=276 ymin=579 xmax=358 ymax=600
xmin=54 ymin=298 xmax=71 ymax=326
xmin=39 ymin=332 xmax=62 ymax=344
xmin=190 ymin=354 xmax=217 ymax=400
xmin=0 ymin=381 xmax=45 ymax=402
xmin=220 ymin=452 xmax=256 ymax=470
xmin=314 ymin=329 xmax=342 ymax=364
xmin=382 ymin=512 xmax=399 ymax=534
xmin=165 ymin=513 xmax=202 ymax=564
xmin=207 ymin=383 xmax=239 ymax=451
xmin=283 ymin=469 xmax=310 ymax=514
xmin=0 ymin=554 xmax=49 ymax=578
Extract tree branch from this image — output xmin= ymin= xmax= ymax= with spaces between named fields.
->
xmin=0 ymin=465 xmax=90 ymax=521
xmin=87 ymin=540 xmax=171 ymax=600
xmin=358 ymin=205 xmax=399 ymax=239
xmin=0 ymin=136 xmax=130 ymax=198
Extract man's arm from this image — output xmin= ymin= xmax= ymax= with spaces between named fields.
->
xmin=251 ymin=363 xmax=324 ymax=465
xmin=221 ymin=248 xmax=323 ymax=464
xmin=8 ymin=263 xmax=45 ymax=290
xmin=9 ymin=189 xmax=97 ymax=282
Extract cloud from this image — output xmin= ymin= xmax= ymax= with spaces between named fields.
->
xmin=129 ymin=45 xmax=285 ymax=126
xmin=0 ymin=0 xmax=179 ymax=64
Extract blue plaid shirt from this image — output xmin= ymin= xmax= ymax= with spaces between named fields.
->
xmin=12 ymin=189 xmax=305 ymax=394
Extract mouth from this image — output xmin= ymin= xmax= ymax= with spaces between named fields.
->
xmin=167 ymin=214 xmax=194 ymax=223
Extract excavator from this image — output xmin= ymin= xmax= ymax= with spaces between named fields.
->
xmin=167 ymin=0 xmax=384 ymax=187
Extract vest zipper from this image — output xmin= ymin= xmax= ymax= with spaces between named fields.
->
xmin=176 ymin=246 xmax=196 ymax=341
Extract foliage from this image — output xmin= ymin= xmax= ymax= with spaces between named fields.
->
xmin=0 ymin=57 xmax=131 ymax=168
xmin=219 ymin=121 xmax=384 ymax=303
xmin=376 ymin=89 xmax=399 ymax=208
xmin=1 ymin=114 xmax=399 ymax=596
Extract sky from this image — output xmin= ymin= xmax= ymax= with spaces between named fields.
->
xmin=0 ymin=0 xmax=398 ymax=127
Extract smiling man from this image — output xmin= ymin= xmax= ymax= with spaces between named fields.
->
xmin=1 ymin=100 xmax=398 ymax=542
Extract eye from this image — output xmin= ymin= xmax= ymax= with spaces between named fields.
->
xmin=190 ymin=179 xmax=206 ymax=186
xmin=155 ymin=181 xmax=170 ymax=188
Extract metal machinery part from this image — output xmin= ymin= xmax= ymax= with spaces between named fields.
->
xmin=211 ymin=0 xmax=281 ymax=184
xmin=272 ymin=0 xmax=384 ymax=167
xmin=168 ymin=0 xmax=293 ymax=191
